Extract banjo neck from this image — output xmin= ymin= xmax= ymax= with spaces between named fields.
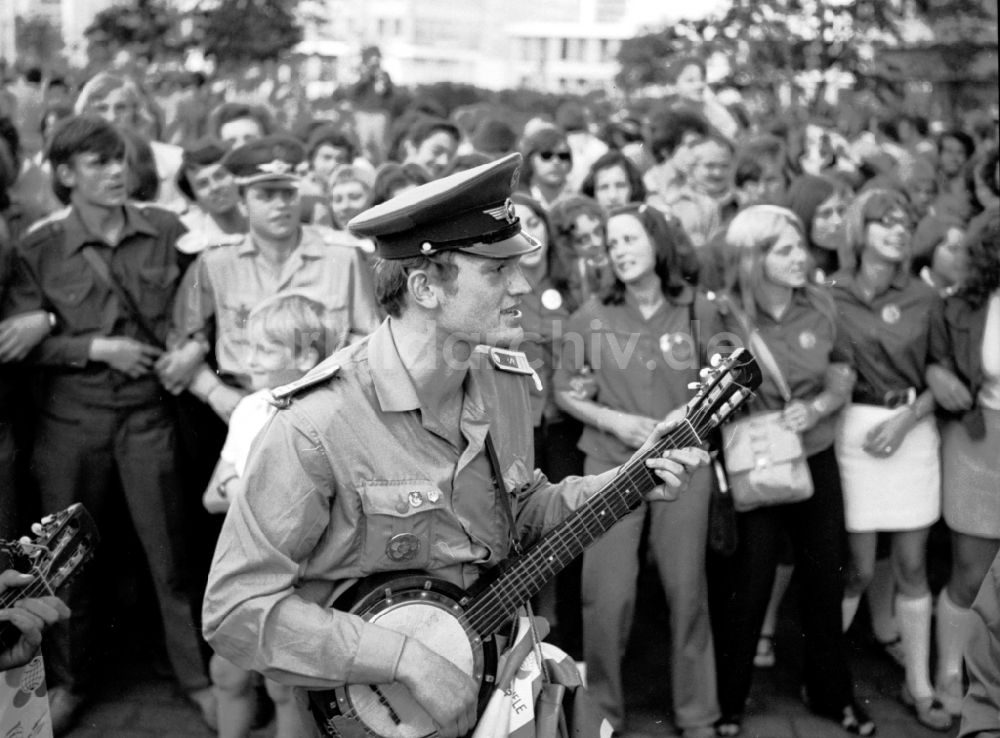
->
xmin=463 ymin=418 xmax=705 ymax=636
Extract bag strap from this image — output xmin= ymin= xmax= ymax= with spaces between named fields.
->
xmin=723 ymin=294 xmax=793 ymax=404
xmin=484 ymin=432 xmax=550 ymax=679
xmin=484 ymin=431 xmax=522 ymax=557
xmin=79 ymin=245 xmax=164 ymax=348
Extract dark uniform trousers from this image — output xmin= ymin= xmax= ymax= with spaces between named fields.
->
xmin=33 ymin=394 xmax=207 ymax=694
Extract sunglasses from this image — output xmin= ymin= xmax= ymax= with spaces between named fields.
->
xmin=870 ymin=212 xmax=912 ymax=229
xmin=538 ymin=150 xmax=572 ymax=163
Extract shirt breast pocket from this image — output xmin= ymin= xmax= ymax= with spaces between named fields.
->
xmin=138 ymin=264 xmax=180 ymax=318
xmin=358 ymin=480 xmax=447 ymax=572
xmin=45 ymin=273 xmax=101 ymax=329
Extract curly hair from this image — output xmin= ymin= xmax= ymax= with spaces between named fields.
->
xmin=601 ymin=203 xmax=699 ymax=305
xmin=958 ymin=209 xmax=1000 ymax=310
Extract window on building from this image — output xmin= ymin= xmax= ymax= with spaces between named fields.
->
xmin=560 ymin=37 xmax=568 ymax=60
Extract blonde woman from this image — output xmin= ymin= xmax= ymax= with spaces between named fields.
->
xmin=710 ymin=205 xmax=870 ymax=737
xmin=834 ymin=189 xmax=950 ymax=732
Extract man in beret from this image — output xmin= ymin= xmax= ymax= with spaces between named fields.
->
xmin=160 ymin=135 xmax=380 ymax=420
xmin=203 ymin=153 xmax=709 ymax=736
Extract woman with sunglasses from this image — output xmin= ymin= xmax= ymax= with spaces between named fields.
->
xmin=519 ymin=127 xmax=574 ymax=210
xmin=834 ymin=189 xmax=951 ymax=732
xmin=548 ymin=196 xmax=614 ymax=308
xmin=554 ymin=203 xmax=719 ymax=738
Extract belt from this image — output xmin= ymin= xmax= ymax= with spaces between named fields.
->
xmin=852 ymin=386 xmax=917 ymax=409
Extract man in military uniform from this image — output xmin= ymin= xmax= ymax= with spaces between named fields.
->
xmin=203 ymin=153 xmax=708 ymax=737
xmin=5 ymin=116 xmax=213 ymax=734
xmin=160 ymin=135 xmax=380 ymax=420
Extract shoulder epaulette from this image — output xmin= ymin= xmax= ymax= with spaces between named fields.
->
xmin=22 ymin=207 xmax=71 ymax=241
xmin=267 ymin=362 xmax=341 ymax=408
xmin=487 ymin=347 xmax=542 ymax=392
xmin=204 ymin=234 xmax=246 ymax=250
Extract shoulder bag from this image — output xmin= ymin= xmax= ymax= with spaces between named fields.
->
xmin=720 ymin=298 xmax=814 ymax=512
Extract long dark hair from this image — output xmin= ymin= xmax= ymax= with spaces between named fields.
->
xmin=958 ymin=209 xmax=1000 ymax=310
xmin=509 ymin=191 xmax=571 ymax=297
xmin=601 ymin=203 xmax=699 ymax=305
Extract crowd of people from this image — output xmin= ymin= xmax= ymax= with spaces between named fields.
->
xmin=0 ymin=49 xmax=998 ymax=738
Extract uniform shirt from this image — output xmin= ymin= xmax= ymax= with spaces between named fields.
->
xmin=720 ymin=290 xmax=846 ymax=456
xmin=555 ymin=288 xmax=721 ymax=466
xmin=832 ymin=270 xmax=939 ymax=401
xmin=518 ymin=279 xmax=572 ymax=427
xmin=172 ymin=224 xmax=381 ymax=387
xmin=202 ymin=318 xmax=616 ymax=689
xmin=7 ymin=203 xmax=185 ymax=408
xmin=177 ymin=207 xmax=243 ymax=256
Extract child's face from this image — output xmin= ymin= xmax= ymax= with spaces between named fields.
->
xmin=247 ymin=333 xmax=309 ymax=391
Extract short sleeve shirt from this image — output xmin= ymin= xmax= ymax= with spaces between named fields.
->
xmin=719 ymin=290 xmax=843 ymax=455
xmin=172 ymin=224 xmax=381 ymax=387
xmin=832 ymin=271 xmax=939 ymax=399
xmin=518 ymin=279 xmax=572 ymax=427
xmin=555 ymin=289 xmax=721 ymax=465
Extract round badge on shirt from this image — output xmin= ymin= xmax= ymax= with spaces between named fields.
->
xmin=799 ymin=330 xmax=817 ymax=350
xmin=659 ymin=332 xmax=692 ymax=361
xmin=386 ymin=533 xmax=421 ymax=562
xmin=881 ymin=304 xmax=901 ymax=325
xmin=541 ymin=289 xmax=563 ymax=311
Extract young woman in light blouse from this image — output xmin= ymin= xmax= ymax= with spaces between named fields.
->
xmin=555 ymin=203 xmax=719 ymax=738
xmin=834 ymin=189 xmax=951 ymax=732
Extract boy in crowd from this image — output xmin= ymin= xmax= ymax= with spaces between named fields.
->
xmin=4 ymin=115 xmax=213 ymax=734
xmin=202 ymin=292 xmax=345 ymax=738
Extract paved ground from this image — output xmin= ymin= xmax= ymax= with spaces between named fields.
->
xmin=59 ymin=568 xmax=963 ymax=738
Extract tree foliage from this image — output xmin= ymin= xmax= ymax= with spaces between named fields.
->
xmin=85 ymin=0 xmax=187 ymax=62
xmin=15 ymin=15 xmax=64 ymax=67
xmin=200 ymin=0 xmax=303 ymax=69
xmin=615 ymin=0 xmax=995 ymax=99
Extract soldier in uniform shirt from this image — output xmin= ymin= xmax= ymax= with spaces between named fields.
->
xmin=4 ymin=115 xmax=214 ymax=733
xmin=202 ymin=153 xmax=709 ymax=737
xmin=159 ymin=136 xmax=380 ymax=420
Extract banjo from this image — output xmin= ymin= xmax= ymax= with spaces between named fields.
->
xmin=309 ymin=348 xmax=761 ymax=738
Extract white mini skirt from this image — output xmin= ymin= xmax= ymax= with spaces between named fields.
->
xmin=836 ymin=404 xmax=941 ymax=532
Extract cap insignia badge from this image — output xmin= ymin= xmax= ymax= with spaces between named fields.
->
xmin=484 ymin=198 xmax=516 ymax=224
xmin=258 ymin=159 xmax=293 ymax=175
